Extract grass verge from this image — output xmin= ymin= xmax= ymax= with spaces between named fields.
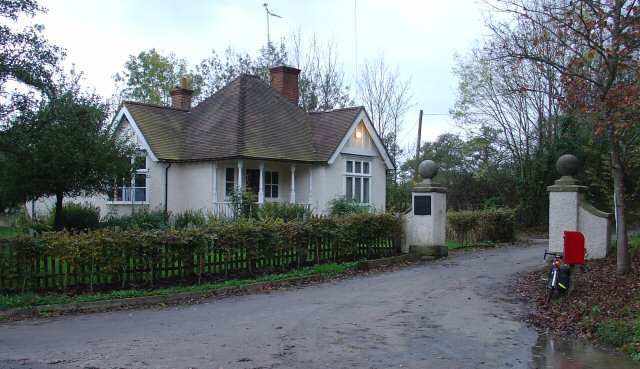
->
xmin=0 ymin=227 xmax=17 ymax=239
xmin=0 ymin=262 xmax=357 ymax=310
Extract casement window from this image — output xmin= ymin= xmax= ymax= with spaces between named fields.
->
xmin=109 ymin=154 xmax=148 ymax=203
xmin=264 ymin=171 xmax=279 ymax=198
xmin=345 ymin=159 xmax=371 ymax=204
xmin=225 ymin=167 xmax=235 ymax=198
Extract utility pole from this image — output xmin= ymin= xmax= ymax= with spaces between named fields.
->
xmin=414 ymin=109 xmax=424 ymax=181
xmin=416 ymin=109 xmax=423 ymax=160
xmin=262 ymin=3 xmax=282 ymax=47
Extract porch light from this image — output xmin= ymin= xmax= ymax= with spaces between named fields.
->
xmin=355 ymin=130 xmax=362 ymax=139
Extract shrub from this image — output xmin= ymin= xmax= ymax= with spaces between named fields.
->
xmin=172 ymin=210 xmax=206 ymax=229
xmin=15 ymin=208 xmax=51 ymax=234
xmin=328 ymin=196 xmax=371 ymax=216
xmin=228 ymin=188 xmax=257 ymax=219
xmin=0 ymin=212 xmax=403 ymax=293
xmin=49 ymin=202 xmax=101 ymax=231
xmin=256 ymin=202 xmax=311 ymax=222
xmin=101 ymin=207 xmax=169 ymax=230
xmin=596 ymin=318 xmax=633 ymax=347
xmin=447 ymin=208 xmax=516 ymax=245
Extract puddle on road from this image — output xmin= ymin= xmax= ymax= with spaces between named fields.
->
xmin=531 ymin=335 xmax=639 ymax=368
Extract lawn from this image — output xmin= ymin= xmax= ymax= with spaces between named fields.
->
xmin=0 ymin=227 xmax=17 ymax=239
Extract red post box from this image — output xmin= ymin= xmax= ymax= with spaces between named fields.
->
xmin=564 ymin=231 xmax=585 ymax=265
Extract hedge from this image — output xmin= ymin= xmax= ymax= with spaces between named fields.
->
xmin=446 ymin=208 xmax=516 ymax=245
xmin=0 ymin=213 xmax=403 ymax=294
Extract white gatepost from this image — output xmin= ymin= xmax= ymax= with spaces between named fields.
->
xmin=548 ymin=154 xmax=613 ymax=259
xmin=402 ymin=160 xmax=448 ymax=258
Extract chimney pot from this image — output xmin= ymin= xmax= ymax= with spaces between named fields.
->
xmin=269 ymin=66 xmax=301 ymax=105
xmin=180 ymin=77 xmax=187 ymax=89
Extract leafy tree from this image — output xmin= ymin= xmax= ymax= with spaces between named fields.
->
xmin=0 ymin=71 xmax=135 ymax=230
xmin=193 ymin=41 xmax=288 ymax=104
xmin=488 ymin=0 xmax=640 ymax=274
xmin=0 ymin=0 xmax=63 ymax=118
xmin=195 ymin=35 xmax=352 ymax=112
xmin=113 ymin=48 xmax=192 ymax=106
xmin=194 ymin=47 xmax=255 ymax=103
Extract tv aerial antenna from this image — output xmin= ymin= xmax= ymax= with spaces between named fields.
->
xmin=262 ymin=3 xmax=282 ymax=46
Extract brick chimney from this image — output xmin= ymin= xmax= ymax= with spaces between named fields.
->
xmin=170 ymin=77 xmax=194 ymax=110
xmin=269 ymin=66 xmax=301 ymax=105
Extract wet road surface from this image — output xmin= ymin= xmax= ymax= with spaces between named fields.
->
xmin=1 ymin=242 xmax=557 ymax=369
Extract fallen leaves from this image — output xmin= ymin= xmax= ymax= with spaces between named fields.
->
xmin=516 ymin=255 xmax=640 ymax=339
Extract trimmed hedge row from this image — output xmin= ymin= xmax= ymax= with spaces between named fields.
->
xmin=446 ymin=208 xmax=516 ymax=245
xmin=0 ymin=213 xmax=403 ymax=294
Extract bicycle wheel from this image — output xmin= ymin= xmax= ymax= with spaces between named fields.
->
xmin=546 ymin=270 xmax=558 ymax=302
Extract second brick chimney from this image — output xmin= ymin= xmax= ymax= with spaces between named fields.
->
xmin=269 ymin=66 xmax=301 ymax=105
xmin=170 ymin=78 xmax=194 ymax=110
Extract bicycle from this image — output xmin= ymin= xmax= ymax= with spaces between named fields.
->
xmin=543 ymin=251 xmax=568 ymax=302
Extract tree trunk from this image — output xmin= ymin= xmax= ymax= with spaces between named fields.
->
xmin=54 ymin=192 xmax=64 ymax=231
xmin=610 ymin=133 xmax=630 ymax=275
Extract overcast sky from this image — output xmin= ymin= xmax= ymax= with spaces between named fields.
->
xmin=33 ymin=0 xmax=490 ymax=148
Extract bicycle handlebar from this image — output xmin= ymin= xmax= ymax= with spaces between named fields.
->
xmin=543 ymin=250 xmax=563 ymax=261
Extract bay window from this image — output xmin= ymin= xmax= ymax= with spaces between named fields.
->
xmin=109 ymin=153 xmax=148 ymax=203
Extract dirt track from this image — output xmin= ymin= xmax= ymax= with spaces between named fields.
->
xmin=0 ymin=242 xmax=547 ymax=369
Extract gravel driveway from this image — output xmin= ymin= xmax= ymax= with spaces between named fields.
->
xmin=0 ymin=242 xmax=547 ymax=369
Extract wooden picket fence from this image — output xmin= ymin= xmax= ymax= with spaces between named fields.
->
xmin=0 ymin=234 xmax=397 ymax=294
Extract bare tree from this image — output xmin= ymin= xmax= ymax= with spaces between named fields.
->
xmin=487 ymin=0 xmax=640 ymax=274
xmin=356 ymin=55 xmax=413 ymax=176
xmin=452 ymin=44 xmax=565 ymax=181
xmin=290 ymin=31 xmax=353 ymax=111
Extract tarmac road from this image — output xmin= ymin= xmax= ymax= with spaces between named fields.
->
xmin=0 ymin=241 xmax=547 ymax=369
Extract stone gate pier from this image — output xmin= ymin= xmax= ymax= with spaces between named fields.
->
xmin=548 ymin=154 xmax=614 ymax=258
xmin=402 ymin=160 xmax=448 ymax=258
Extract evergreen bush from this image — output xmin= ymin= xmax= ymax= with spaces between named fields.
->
xmin=446 ymin=208 xmax=516 ymax=245
xmin=49 ymin=202 xmax=101 ymax=231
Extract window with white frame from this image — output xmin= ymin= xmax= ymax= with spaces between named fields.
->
xmin=345 ymin=159 xmax=371 ymax=204
xmin=264 ymin=171 xmax=279 ymax=198
xmin=109 ymin=153 xmax=148 ymax=203
xmin=225 ymin=167 xmax=235 ymax=198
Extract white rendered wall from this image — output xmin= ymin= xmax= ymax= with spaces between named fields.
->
xmin=168 ymin=162 xmax=214 ymax=213
xmin=578 ymin=202 xmax=613 ymax=259
xmin=549 ymin=188 xmax=613 ymax=259
xmin=548 ymin=191 xmax=580 ymax=253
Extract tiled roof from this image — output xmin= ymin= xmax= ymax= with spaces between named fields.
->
xmin=123 ymin=102 xmax=188 ymax=161
xmin=183 ymin=74 xmax=316 ymax=161
xmin=309 ymin=107 xmax=363 ymax=161
xmin=121 ymin=74 xmax=363 ymax=163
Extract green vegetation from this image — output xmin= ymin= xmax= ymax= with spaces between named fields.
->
xmin=519 ymin=233 xmax=640 ymax=362
xmin=0 ymin=227 xmax=16 ymax=239
xmin=1 ymin=212 xmax=401 ymax=294
xmin=328 ymin=196 xmax=371 ymax=216
xmin=446 ymin=208 xmax=515 ymax=246
xmin=0 ymin=262 xmax=356 ymax=310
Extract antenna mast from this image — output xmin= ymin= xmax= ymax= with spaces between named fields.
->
xmin=262 ymin=3 xmax=282 ymax=47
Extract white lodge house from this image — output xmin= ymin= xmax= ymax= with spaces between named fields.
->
xmin=30 ymin=66 xmax=394 ymax=218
